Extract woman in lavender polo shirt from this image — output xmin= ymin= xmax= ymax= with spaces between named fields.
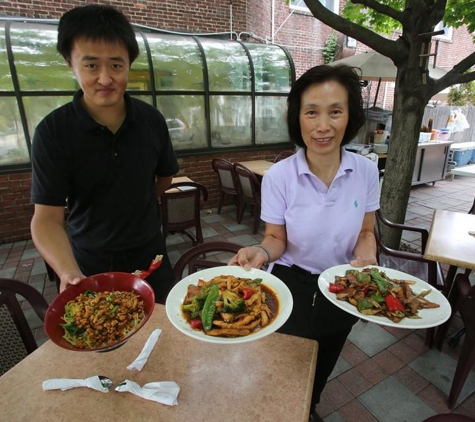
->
xmin=230 ymin=64 xmax=380 ymax=421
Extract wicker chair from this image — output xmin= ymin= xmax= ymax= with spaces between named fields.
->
xmin=173 ymin=241 xmax=242 ymax=280
xmin=233 ymin=162 xmax=262 ymax=234
xmin=0 ymin=278 xmax=49 ymax=376
xmin=211 ymin=158 xmax=238 ymax=216
xmin=160 ymin=181 xmax=208 ymax=245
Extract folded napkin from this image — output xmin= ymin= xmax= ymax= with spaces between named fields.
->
xmin=127 ymin=328 xmax=162 ymax=371
xmin=115 ymin=380 xmax=180 ymax=405
xmin=42 ymin=375 xmax=109 ymax=393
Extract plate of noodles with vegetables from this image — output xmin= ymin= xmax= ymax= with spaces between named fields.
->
xmin=165 ymin=266 xmax=293 ymax=344
xmin=318 ymin=264 xmax=450 ymax=329
xmin=44 ymin=272 xmax=155 ymax=352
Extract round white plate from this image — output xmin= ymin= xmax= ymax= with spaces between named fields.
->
xmin=318 ymin=264 xmax=451 ymax=329
xmin=165 ymin=266 xmax=293 ymax=344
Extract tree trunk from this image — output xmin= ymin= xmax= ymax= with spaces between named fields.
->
xmin=379 ymin=72 xmax=429 ymax=249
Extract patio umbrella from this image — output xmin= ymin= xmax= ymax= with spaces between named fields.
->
xmin=330 ymin=51 xmax=447 ymax=106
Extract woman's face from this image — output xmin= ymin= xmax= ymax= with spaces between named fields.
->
xmin=299 ymin=80 xmax=349 ymax=159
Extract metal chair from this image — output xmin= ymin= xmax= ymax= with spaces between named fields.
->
xmin=433 ymin=274 xmax=475 ymax=408
xmin=0 ymin=278 xmax=49 ymax=376
xmin=233 ymin=162 xmax=262 ymax=234
xmin=173 ymin=240 xmax=242 ymax=280
xmin=160 ymin=181 xmax=208 ymax=246
xmin=274 ymin=150 xmax=295 ymax=163
xmin=374 ymin=209 xmax=445 ymax=345
xmin=211 ymin=158 xmax=239 ymax=216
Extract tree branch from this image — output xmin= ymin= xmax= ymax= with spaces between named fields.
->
xmin=303 ymin=0 xmax=404 ymax=60
xmin=350 ymin=0 xmax=404 ymax=22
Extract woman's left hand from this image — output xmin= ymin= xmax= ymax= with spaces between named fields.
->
xmin=350 ymin=255 xmax=378 ymax=267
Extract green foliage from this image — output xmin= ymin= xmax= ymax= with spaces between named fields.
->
xmin=447 ymin=80 xmax=475 ymax=106
xmin=343 ymin=1 xmax=403 ymax=34
xmin=322 ymin=32 xmax=338 ymax=64
xmin=342 ymin=0 xmax=475 ymax=37
xmin=445 ymin=0 xmax=475 ymax=33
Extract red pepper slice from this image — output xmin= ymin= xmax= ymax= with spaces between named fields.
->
xmin=385 ymin=295 xmax=404 ymax=312
xmin=131 ymin=255 xmax=163 ymax=279
xmin=242 ymin=288 xmax=254 ymax=300
xmin=190 ymin=319 xmax=202 ymax=329
xmin=329 ymin=283 xmax=345 ymax=293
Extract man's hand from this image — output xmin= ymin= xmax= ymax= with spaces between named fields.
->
xmin=59 ymin=270 xmax=85 ymax=293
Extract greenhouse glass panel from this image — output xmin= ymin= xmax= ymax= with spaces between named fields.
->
xmin=246 ymin=44 xmax=292 ymax=93
xmin=210 ymin=95 xmax=252 ymax=147
xmin=147 ymin=33 xmax=204 ymax=91
xmin=24 ymin=96 xmax=73 ymax=139
xmin=255 ymin=96 xmax=290 ymax=144
xmin=158 ymin=95 xmax=207 ymax=150
xmin=201 ymin=39 xmax=251 ymax=92
xmin=0 ymin=25 xmax=13 ymax=91
xmin=0 ymin=97 xmax=29 ymax=165
xmin=10 ymin=23 xmax=76 ymax=91
xmin=127 ymin=36 xmax=150 ymax=91
xmin=130 ymin=95 xmax=153 ymax=106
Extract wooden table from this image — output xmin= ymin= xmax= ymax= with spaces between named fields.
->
xmin=424 ymin=210 xmax=475 ymax=292
xmin=237 ymin=160 xmax=274 ymax=177
xmin=166 ymin=176 xmax=194 ymax=193
xmin=0 ymin=306 xmax=317 ymax=422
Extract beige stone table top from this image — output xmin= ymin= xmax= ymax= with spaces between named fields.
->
xmin=0 ymin=305 xmax=317 ymax=422
xmin=424 ymin=210 xmax=475 ymax=271
xmin=237 ymin=160 xmax=274 ymax=177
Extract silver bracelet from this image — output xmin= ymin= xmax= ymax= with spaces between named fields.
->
xmin=254 ymin=245 xmax=271 ymax=264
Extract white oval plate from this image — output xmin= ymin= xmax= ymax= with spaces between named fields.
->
xmin=165 ymin=266 xmax=293 ymax=344
xmin=318 ymin=264 xmax=451 ymax=329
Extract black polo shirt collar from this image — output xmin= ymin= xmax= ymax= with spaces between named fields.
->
xmin=72 ymin=90 xmax=136 ymax=131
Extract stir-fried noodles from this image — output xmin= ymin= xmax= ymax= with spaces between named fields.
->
xmin=182 ymin=275 xmax=278 ymax=337
xmin=61 ymin=290 xmax=145 ymax=349
xmin=329 ymin=268 xmax=440 ymax=323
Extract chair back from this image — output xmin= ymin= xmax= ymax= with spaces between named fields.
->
xmin=469 ymin=195 xmax=475 ymax=214
xmin=212 ymin=158 xmax=237 ymax=195
xmin=233 ymin=163 xmax=261 ymax=203
xmin=0 ymin=278 xmax=49 ymax=376
xmin=274 ymin=150 xmax=295 ymax=163
xmin=374 ymin=209 xmax=444 ymax=289
xmin=160 ymin=181 xmax=208 ymax=245
xmin=173 ymin=241 xmax=242 ymax=280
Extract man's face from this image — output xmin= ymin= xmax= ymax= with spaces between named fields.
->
xmin=68 ymin=38 xmax=130 ymax=113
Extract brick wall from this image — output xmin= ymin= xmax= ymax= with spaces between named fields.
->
xmin=0 ymin=172 xmax=34 ymax=244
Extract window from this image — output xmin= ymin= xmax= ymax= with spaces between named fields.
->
xmin=0 ymin=19 xmax=294 ymax=170
xmin=434 ymin=21 xmax=453 ymax=42
xmin=290 ymin=0 xmax=339 ymax=14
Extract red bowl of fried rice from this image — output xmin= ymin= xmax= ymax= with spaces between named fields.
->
xmin=44 ymin=272 xmax=155 ymax=352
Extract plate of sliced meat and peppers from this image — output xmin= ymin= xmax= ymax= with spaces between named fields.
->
xmin=318 ymin=265 xmax=451 ymax=329
xmin=165 ymin=266 xmax=293 ymax=344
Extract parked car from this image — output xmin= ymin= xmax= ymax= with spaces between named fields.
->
xmin=166 ymin=118 xmax=194 ymax=142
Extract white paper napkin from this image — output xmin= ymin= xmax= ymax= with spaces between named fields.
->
xmin=115 ymin=380 xmax=180 ymax=405
xmin=127 ymin=328 xmax=162 ymax=371
xmin=42 ymin=375 xmax=109 ymax=393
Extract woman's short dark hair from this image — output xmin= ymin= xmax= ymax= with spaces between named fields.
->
xmin=287 ymin=64 xmax=366 ymax=148
xmin=57 ymin=5 xmax=139 ymax=64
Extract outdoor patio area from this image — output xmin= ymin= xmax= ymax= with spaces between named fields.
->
xmin=1 ymin=173 xmax=474 ymax=421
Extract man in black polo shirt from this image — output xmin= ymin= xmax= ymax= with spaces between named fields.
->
xmin=30 ymin=4 xmax=179 ymax=303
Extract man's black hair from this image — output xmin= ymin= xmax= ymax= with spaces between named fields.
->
xmin=57 ymin=4 xmax=139 ymax=63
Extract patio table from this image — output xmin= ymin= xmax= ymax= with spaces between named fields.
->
xmin=424 ymin=209 xmax=475 ymax=294
xmin=0 ymin=305 xmax=318 ymax=422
